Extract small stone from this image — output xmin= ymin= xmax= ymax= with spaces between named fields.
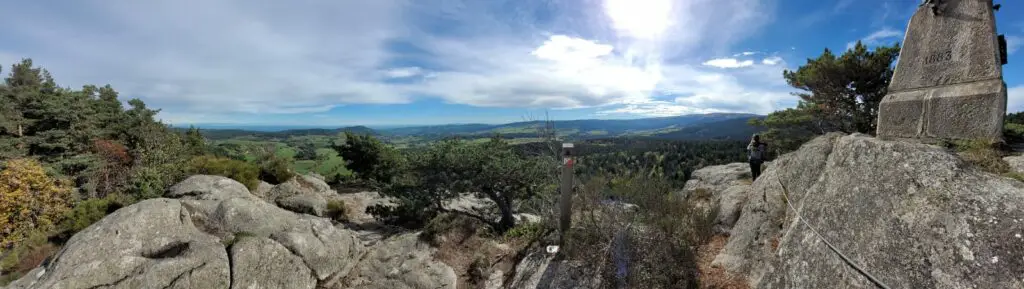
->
xmin=991 ymin=256 xmax=999 ymax=264
xmin=1015 ymin=233 xmax=1021 ymax=238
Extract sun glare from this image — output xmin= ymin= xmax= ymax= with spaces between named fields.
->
xmin=604 ymin=0 xmax=673 ymax=39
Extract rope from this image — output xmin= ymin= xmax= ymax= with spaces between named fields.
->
xmin=775 ymin=178 xmax=893 ymax=289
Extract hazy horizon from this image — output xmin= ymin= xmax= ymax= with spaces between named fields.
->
xmin=173 ymin=112 xmax=763 ymax=131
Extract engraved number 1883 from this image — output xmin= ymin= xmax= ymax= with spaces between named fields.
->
xmin=924 ymin=50 xmax=953 ymax=65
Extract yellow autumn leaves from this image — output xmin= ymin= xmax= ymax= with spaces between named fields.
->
xmin=0 ymin=159 xmax=72 ymax=249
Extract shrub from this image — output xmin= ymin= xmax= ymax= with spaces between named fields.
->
xmin=124 ymin=166 xmax=174 ymax=201
xmin=188 ymin=155 xmax=260 ymax=191
xmin=0 ymin=231 xmax=59 ymax=286
xmin=52 ymin=196 xmax=123 ymax=243
xmin=565 ymin=175 xmax=715 ymax=288
xmin=258 ymin=155 xmax=294 ymax=185
xmin=0 ymin=159 xmax=73 ymax=249
xmin=326 ymin=199 xmax=348 ymax=222
xmin=503 ymin=221 xmax=546 ymax=241
xmin=1005 ymin=122 xmax=1024 ymax=143
xmin=467 ymin=254 xmax=491 ymax=285
xmin=332 ymin=132 xmax=404 ymax=186
xmin=91 ymin=139 xmax=133 ymax=198
xmin=367 ymin=197 xmax=438 ymax=230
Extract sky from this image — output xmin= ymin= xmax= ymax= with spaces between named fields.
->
xmin=0 ymin=0 xmax=1022 ymax=126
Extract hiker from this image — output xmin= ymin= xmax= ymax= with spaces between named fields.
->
xmin=747 ymin=134 xmax=768 ymax=181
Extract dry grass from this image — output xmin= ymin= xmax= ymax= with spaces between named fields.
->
xmin=696 ymin=235 xmax=749 ymax=289
xmin=951 ymin=140 xmax=1011 ymax=174
xmin=425 ymin=213 xmax=536 ymax=289
xmin=559 ymin=175 xmax=718 ymax=288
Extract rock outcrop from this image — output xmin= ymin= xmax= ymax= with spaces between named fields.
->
xmin=508 ymin=250 xmax=602 ymax=289
xmin=704 ymin=133 xmax=1024 ymax=288
xmin=681 ymin=162 xmax=766 ymax=234
xmin=260 ymin=175 xmax=343 ymax=218
xmin=340 ymin=233 xmax=457 ymax=289
xmin=4 ymin=175 xmax=458 ymax=289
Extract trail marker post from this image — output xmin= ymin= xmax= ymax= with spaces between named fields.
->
xmin=558 ymin=143 xmax=575 ymax=246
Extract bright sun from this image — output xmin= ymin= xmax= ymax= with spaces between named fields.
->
xmin=604 ymin=0 xmax=673 ymax=39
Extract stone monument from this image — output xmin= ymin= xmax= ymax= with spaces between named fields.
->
xmin=876 ymin=0 xmax=1007 ymax=141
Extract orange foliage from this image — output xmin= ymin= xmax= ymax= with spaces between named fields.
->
xmin=0 ymin=159 xmax=73 ymax=249
xmin=92 ymin=139 xmax=132 ymax=197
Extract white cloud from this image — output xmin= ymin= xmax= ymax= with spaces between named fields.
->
xmin=0 ymin=0 xmax=788 ymax=123
xmin=1009 ymin=86 xmax=1024 ymax=113
xmin=702 ymin=58 xmax=755 ymax=68
xmin=1007 ymin=36 xmax=1021 ymax=55
xmin=734 ymin=51 xmax=759 ymax=57
xmin=598 ymin=101 xmax=722 ymax=117
xmin=761 ymin=56 xmax=784 ymax=65
xmin=385 ymin=67 xmax=423 ymax=79
xmin=847 ymin=28 xmax=903 ymax=50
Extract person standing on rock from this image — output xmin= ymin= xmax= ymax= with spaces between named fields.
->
xmin=747 ymin=134 xmax=768 ymax=181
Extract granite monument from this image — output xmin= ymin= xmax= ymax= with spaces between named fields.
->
xmin=876 ymin=0 xmax=1007 ymax=141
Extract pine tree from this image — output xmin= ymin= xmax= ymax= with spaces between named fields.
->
xmin=183 ymin=126 xmax=207 ymax=156
xmin=781 ymin=41 xmax=900 ymax=134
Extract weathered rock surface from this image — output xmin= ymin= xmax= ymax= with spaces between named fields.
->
xmin=229 ymin=237 xmax=316 ymax=289
xmin=6 ymin=199 xmax=231 ymax=289
xmin=681 ymin=162 xmax=754 ymax=196
xmin=254 ymin=181 xmax=274 ymax=199
xmin=681 ymin=162 xmax=762 ymax=234
xmin=334 ymin=191 xmax=394 ymax=225
xmin=259 ymin=174 xmax=344 ymax=217
xmin=5 ymin=176 xmax=457 ymax=289
xmin=338 ymin=233 xmax=457 ymax=289
xmin=168 ymin=175 xmax=258 ymax=201
xmin=277 ymin=193 xmax=328 ymax=217
xmin=1003 ymin=155 xmax=1024 ymax=174
xmin=710 ymin=133 xmax=1024 ymax=288
xmin=509 ymin=249 xmax=601 ymax=289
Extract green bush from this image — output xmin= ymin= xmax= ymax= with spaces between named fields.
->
xmin=332 ymin=132 xmax=404 ymax=186
xmin=326 ymin=199 xmax=348 ymax=222
xmin=503 ymin=221 xmax=546 ymax=241
xmin=258 ymin=155 xmax=294 ymax=185
xmin=368 ymin=197 xmax=438 ymax=230
xmin=188 ymin=155 xmax=260 ymax=191
xmin=1005 ymin=122 xmax=1024 ymax=143
xmin=52 ymin=196 xmax=123 ymax=243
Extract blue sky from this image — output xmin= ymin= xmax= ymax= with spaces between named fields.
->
xmin=0 ymin=0 xmax=1021 ymax=126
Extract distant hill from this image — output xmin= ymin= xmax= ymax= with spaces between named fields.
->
xmin=644 ymin=117 xmax=763 ymax=141
xmin=191 ymin=126 xmax=377 ymax=140
xmin=188 ymin=113 xmax=763 ymax=142
xmin=381 ymin=113 xmax=761 ymax=139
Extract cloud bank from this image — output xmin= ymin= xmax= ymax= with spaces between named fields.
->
xmin=0 ymin=0 xmax=794 ymax=124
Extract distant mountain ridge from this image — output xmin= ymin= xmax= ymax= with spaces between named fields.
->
xmin=185 ymin=113 xmax=764 ymax=141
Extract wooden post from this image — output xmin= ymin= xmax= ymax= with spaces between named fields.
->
xmin=558 ymin=143 xmax=574 ymax=245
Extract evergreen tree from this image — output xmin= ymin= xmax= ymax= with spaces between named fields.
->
xmin=92 ymin=85 xmax=124 ymax=140
xmin=753 ymin=42 xmax=900 ymax=155
xmin=781 ymin=41 xmax=900 ymax=134
xmin=183 ymin=126 xmax=207 ymax=156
